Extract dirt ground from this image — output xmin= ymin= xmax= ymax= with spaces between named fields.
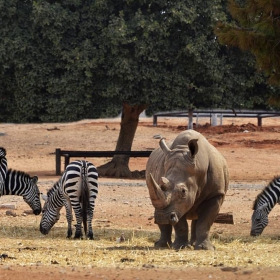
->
xmin=1 ymin=115 xmax=280 ymax=279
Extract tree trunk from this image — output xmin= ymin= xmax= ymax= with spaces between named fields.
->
xmin=97 ymin=102 xmax=147 ymax=178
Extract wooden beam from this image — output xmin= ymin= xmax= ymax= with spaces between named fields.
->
xmin=214 ymin=212 xmax=234 ymax=224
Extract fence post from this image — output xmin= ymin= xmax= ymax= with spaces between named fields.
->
xmin=153 ymin=115 xmax=158 ymax=126
xmin=55 ymin=149 xmax=61 ymax=175
xmin=64 ymin=155 xmax=70 ymax=170
xmin=211 ymin=113 xmax=218 ymax=126
xmin=188 ymin=109 xmax=193 ymax=129
xmin=257 ymin=117 xmax=262 ymax=127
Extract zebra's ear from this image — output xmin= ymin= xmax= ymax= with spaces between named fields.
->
xmin=41 ymin=193 xmax=48 ymax=201
xmin=32 ymin=176 xmax=38 ymax=184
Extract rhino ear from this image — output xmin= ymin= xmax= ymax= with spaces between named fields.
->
xmin=188 ymin=139 xmax=198 ymax=157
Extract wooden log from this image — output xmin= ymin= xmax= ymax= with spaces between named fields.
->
xmin=214 ymin=212 xmax=234 ymax=224
xmin=0 ymin=204 xmax=16 ymax=210
xmin=150 ymin=212 xmax=234 ymax=224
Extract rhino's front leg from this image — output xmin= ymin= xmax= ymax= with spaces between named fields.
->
xmin=194 ymin=195 xmax=224 ymax=250
xmin=155 ymin=224 xmax=172 ymax=248
xmin=172 ymin=213 xmax=189 ymax=250
xmin=190 ymin=219 xmax=197 ymax=246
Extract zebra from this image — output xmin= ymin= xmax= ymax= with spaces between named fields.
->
xmin=250 ymin=176 xmax=280 ymax=236
xmin=0 ymin=147 xmax=7 ymax=190
xmin=1 ymin=169 xmax=42 ymax=215
xmin=40 ymin=160 xmax=98 ymax=239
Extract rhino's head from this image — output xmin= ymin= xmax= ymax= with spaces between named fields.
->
xmin=147 ymin=137 xmax=199 ymax=225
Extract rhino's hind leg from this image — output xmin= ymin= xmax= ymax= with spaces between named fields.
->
xmin=172 ymin=214 xmax=189 ymax=250
xmin=155 ymin=224 xmax=172 ymax=248
xmin=194 ymin=195 xmax=224 ymax=250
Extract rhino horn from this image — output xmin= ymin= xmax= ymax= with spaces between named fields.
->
xmin=159 ymin=138 xmax=171 ymax=154
xmin=160 ymin=177 xmax=171 ymax=191
xmin=147 ymin=173 xmax=169 ymax=209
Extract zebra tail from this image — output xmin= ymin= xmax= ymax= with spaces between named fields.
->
xmin=81 ymin=161 xmax=89 ymax=236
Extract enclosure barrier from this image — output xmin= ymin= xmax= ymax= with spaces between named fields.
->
xmin=153 ymin=109 xmax=280 ymax=127
xmin=55 ymin=148 xmax=233 ymax=224
xmin=55 ymin=149 xmax=152 ymax=175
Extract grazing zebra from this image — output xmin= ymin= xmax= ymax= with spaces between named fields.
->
xmin=0 ymin=147 xmax=7 ymax=189
xmin=40 ymin=160 xmax=98 ymax=239
xmin=1 ymin=169 xmax=42 ymax=215
xmin=250 ymin=176 xmax=280 ymax=236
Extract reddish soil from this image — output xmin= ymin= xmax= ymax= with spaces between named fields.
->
xmin=1 ymin=116 xmax=280 ymax=279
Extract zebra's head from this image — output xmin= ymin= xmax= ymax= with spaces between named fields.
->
xmin=40 ymin=192 xmax=61 ymax=235
xmin=22 ymin=175 xmax=42 ymax=215
xmin=250 ymin=203 xmax=269 ymax=236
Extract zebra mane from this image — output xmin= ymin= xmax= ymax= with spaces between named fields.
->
xmin=7 ymin=168 xmax=32 ymax=180
xmin=0 ymin=147 xmax=6 ymax=158
xmin=253 ymin=175 xmax=280 ymax=210
xmin=47 ymin=180 xmax=60 ymax=197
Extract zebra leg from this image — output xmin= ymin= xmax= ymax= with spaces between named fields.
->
xmin=64 ymin=201 xmax=73 ymax=238
xmin=87 ymin=206 xmax=94 ymax=240
xmin=73 ymin=206 xmax=83 ymax=239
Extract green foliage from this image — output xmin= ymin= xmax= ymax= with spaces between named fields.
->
xmin=0 ymin=0 xmax=278 ymax=122
xmin=216 ymin=0 xmax=280 ymax=85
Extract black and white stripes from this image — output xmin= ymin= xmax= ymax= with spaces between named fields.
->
xmin=40 ymin=160 xmax=98 ymax=239
xmin=250 ymin=176 xmax=280 ymax=236
xmin=0 ymin=147 xmax=41 ymax=215
xmin=0 ymin=147 xmax=6 ymax=158
xmin=0 ymin=147 xmax=7 ymax=192
xmin=3 ymin=169 xmax=42 ymax=215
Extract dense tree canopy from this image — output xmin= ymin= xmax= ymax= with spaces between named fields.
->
xmin=215 ymin=0 xmax=280 ymax=85
xmin=2 ymin=0 xmax=280 ymax=177
xmin=0 ymin=0 xmax=279 ymax=124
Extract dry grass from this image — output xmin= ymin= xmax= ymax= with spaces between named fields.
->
xmin=1 ymin=220 xmax=280 ymax=270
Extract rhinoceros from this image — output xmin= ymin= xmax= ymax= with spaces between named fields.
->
xmin=146 ymin=129 xmax=229 ymax=250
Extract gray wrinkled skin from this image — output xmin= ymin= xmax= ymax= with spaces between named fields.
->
xmin=146 ymin=130 xmax=229 ymax=250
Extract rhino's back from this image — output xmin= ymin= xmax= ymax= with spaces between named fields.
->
xmin=146 ymin=129 xmax=228 ymax=190
xmin=171 ymin=129 xmax=210 ymax=149
xmin=179 ymin=130 xmax=228 ymax=188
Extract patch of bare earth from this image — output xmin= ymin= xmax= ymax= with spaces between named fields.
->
xmin=1 ymin=116 xmax=280 ymax=279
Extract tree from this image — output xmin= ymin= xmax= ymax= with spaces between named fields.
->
xmin=94 ymin=0 xmax=234 ymax=177
xmin=97 ymin=102 xmax=147 ymax=178
xmin=211 ymin=0 xmax=280 ymax=111
xmin=1 ymin=0 xmax=279 ymax=177
xmin=215 ymin=0 xmax=280 ymax=86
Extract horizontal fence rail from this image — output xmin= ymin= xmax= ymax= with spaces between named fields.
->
xmin=153 ymin=109 xmax=280 ymax=127
xmin=55 ymin=149 xmax=152 ymax=175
